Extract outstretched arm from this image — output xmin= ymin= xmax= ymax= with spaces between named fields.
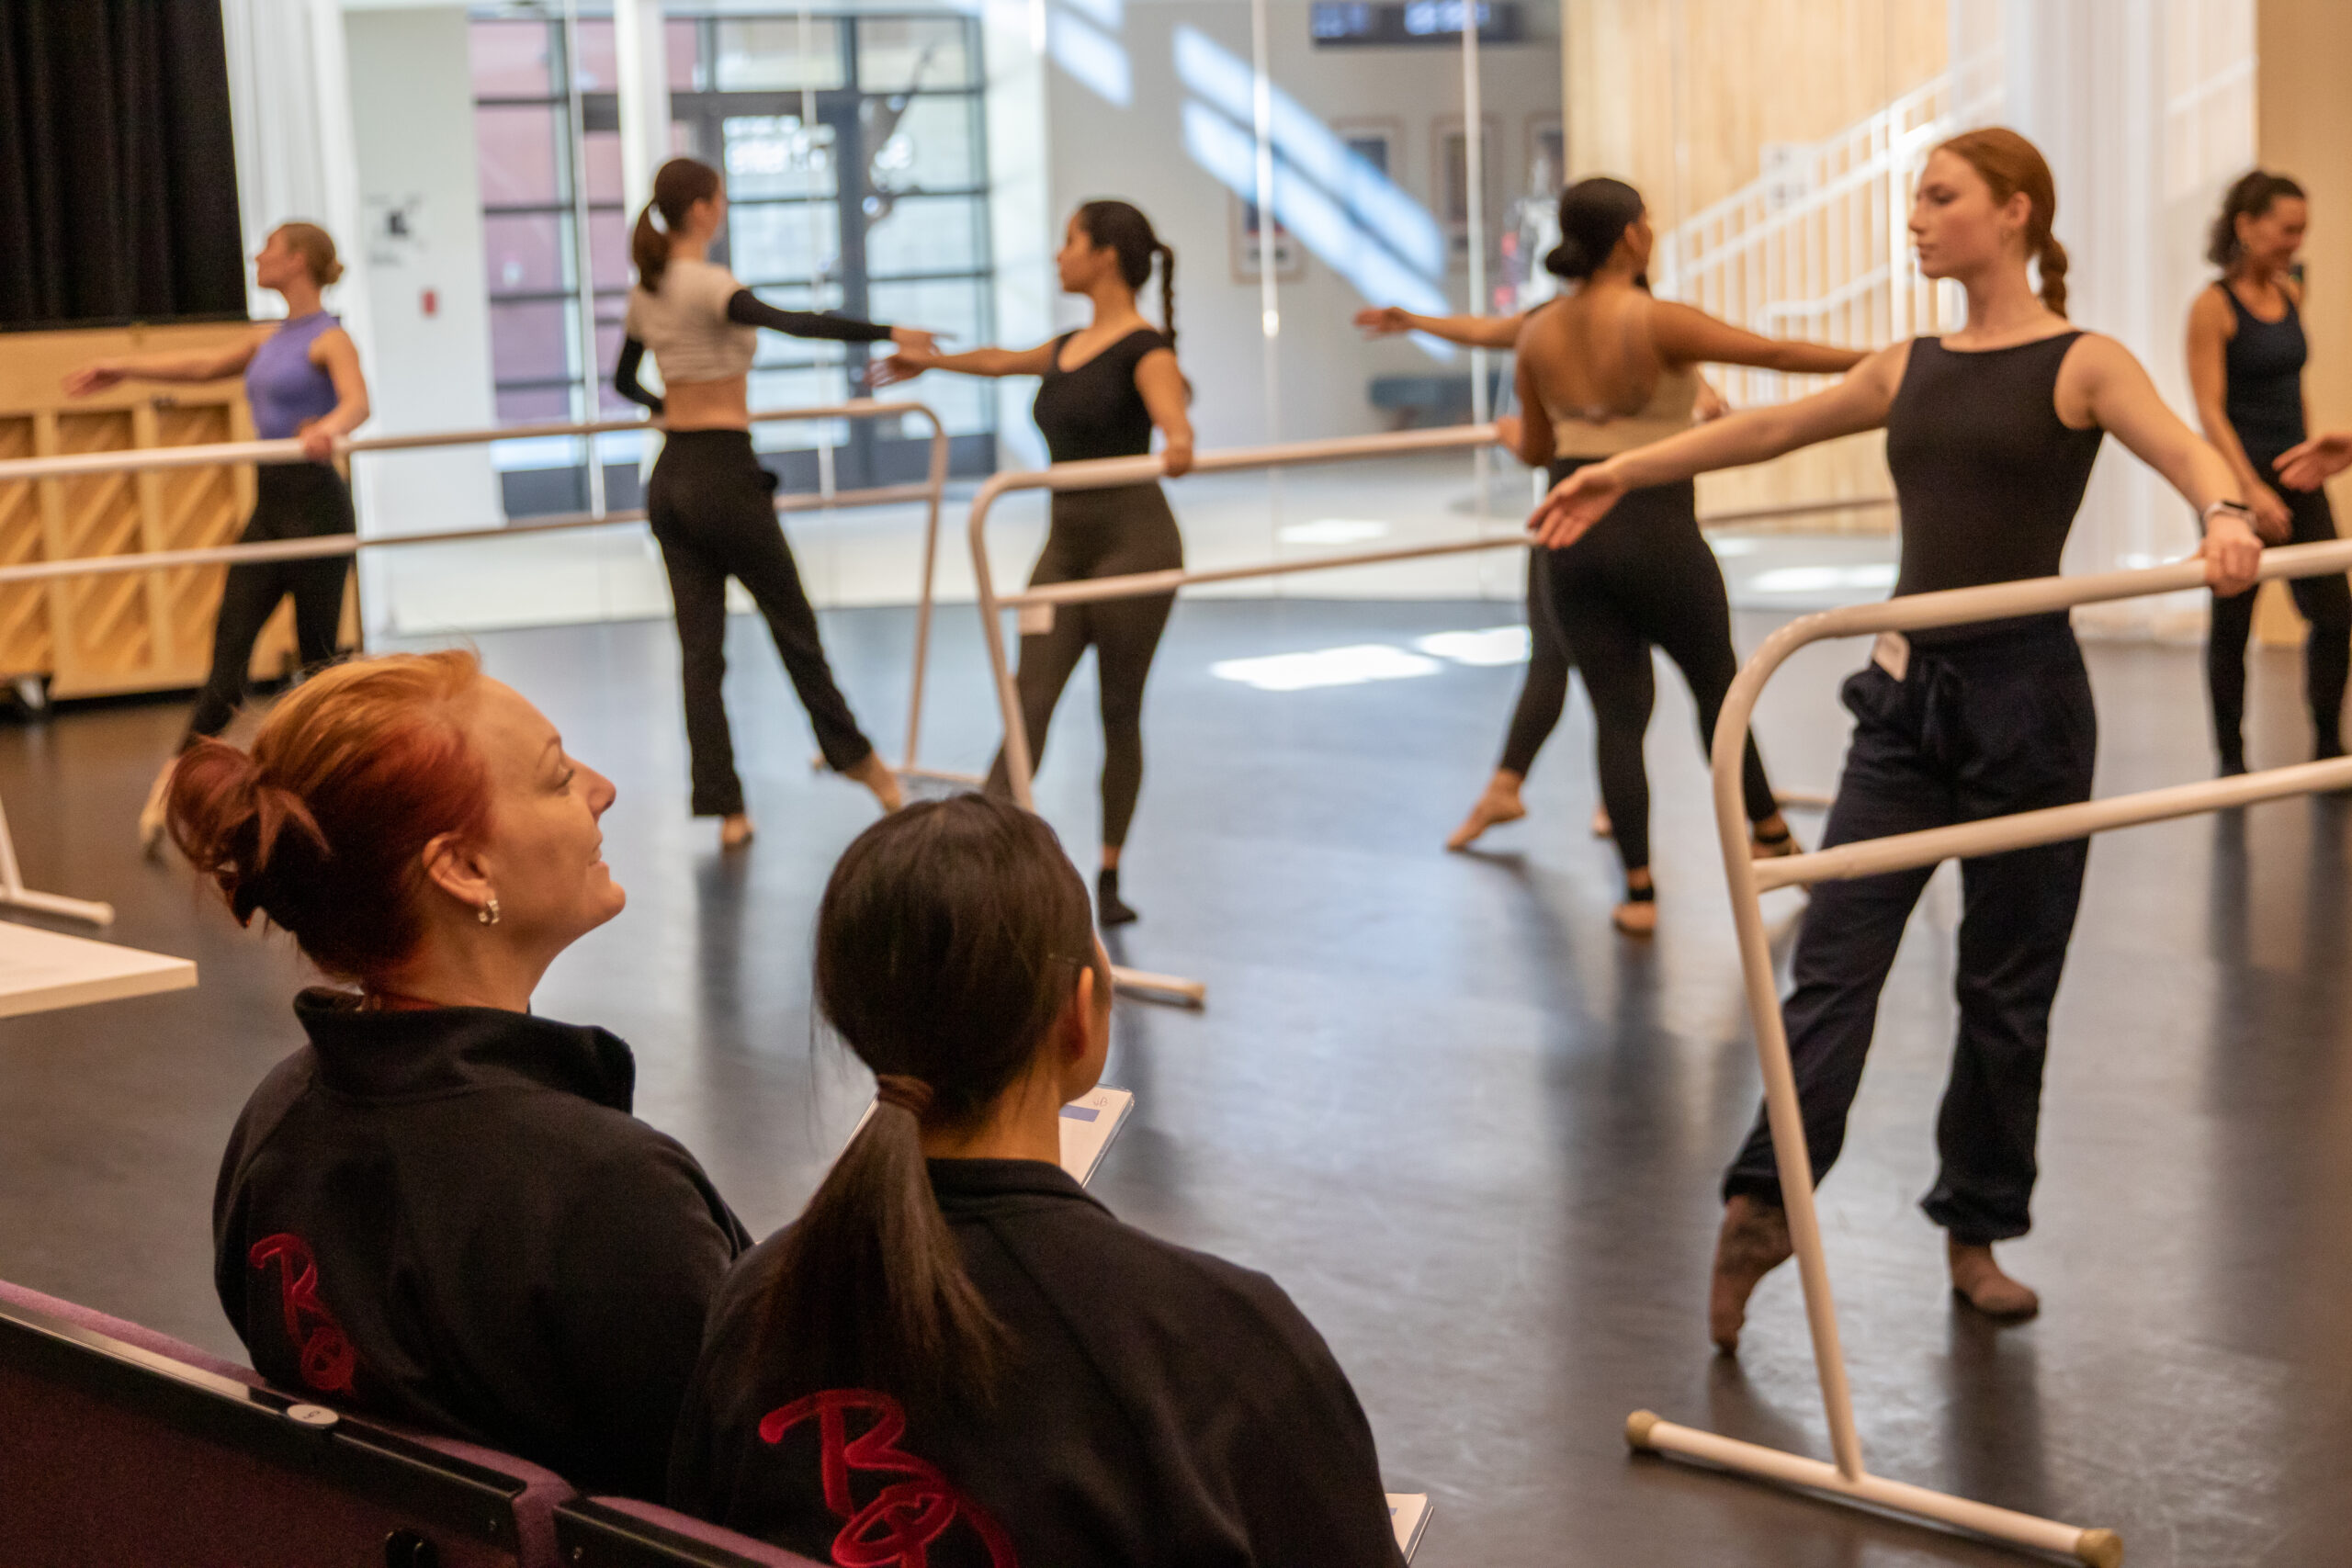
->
xmin=2073 ymin=333 xmax=2260 ymax=592
xmin=1648 ymin=301 xmax=1868 ymax=376
xmin=868 ymin=340 xmax=1057 ymax=386
xmin=62 ymin=327 xmax=269 ymax=396
xmin=1353 ymin=305 xmax=1529 ymax=350
xmin=1527 ymin=341 xmax=1907 ymax=547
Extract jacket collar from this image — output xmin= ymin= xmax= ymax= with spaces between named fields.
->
xmin=292 ymin=987 xmax=638 ymax=1111
xmin=925 ymin=1156 xmax=1108 ymax=1213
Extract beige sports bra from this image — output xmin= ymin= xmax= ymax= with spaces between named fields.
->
xmin=1537 ymin=295 xmax=1703 ymax=457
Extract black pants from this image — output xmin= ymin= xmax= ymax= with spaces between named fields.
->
xmin=983 ymin=484 xmax=1182 ymax=849
xmin=1724 ymin=619 xmax=2098 ymax=1245
xmin=648 ymin=430 xmax=874 ymax=818
xmin=2207 ymin=452 xmax=2350 ymax=768
xmin=1498 ymin=548 xmax=1575 ymax=776
xmin=1539 ymin=460 xmax=1777 ymax=870
xmin=185 ymin=463 xmax=355 ymax=744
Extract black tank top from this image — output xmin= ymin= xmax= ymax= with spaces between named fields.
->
xmin=1885 ymin=333 xmax=2105 ymax=626
xmin=2218 ymin=283 xmax=2307 ymax=457
xmin=1031 ymin=328 xmax=1170 ymax=464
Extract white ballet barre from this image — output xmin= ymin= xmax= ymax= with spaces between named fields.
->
xmin=1640 ymin=535 xmax=2352 ymax=1565
xmin=0 ymin=401 xmax=950 ymax=927
xmin=959 ymin=425 xmax=1895 ymax=1007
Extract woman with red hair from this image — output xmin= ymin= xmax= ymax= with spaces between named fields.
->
xmin=1537 ymin=130 xmax=2266 ymax=1341
xmin=172 ymin=649 xmax=748 ymax=1498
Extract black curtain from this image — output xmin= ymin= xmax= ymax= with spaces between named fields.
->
xmin=0 ymin=0 xmax=248 ymax=330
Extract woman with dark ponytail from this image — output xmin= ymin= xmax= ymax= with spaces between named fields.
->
xmin=615 ymin=156 xmax=936 ymax=847
xmin=667 ymin=795 xmax=1406 ymax=1565
xmin=2187 ymin=168 xmax=2345 ymax=773
xmin=1493 ymin=176 xmax=1861 ymax=932
xmin=1537 ymin=129 xmax=2267 ymax=1345
xmin=874 ymin=200 xmax=1193 ymax=926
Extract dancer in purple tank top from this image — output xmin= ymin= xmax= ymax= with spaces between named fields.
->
xmin=1538 ymin=130 xmax=2266 ymax=1344
xmin=65 ymin=221 xmax=371 ymax=852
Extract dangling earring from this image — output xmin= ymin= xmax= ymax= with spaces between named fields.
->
xmin=478 ymin=896 xmax=501 ymax=927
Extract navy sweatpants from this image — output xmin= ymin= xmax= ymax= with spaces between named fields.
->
xmin=1723 ymin=617 xmax=2098 ymax=1244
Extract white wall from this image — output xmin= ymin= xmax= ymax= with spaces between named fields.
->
xmin=342 ymin=3 xmax=504 ymax=614
xmin=1026 ymin=0 xmax=1561 ymax=449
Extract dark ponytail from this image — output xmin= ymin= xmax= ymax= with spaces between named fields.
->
xmin=1544 ymin=176 xmax=1645 ymax=282
xmin=1074 ymin=198 xmax=1175 ymax=348
xmin=2209 ymin=168 xmax=2306 ymax=271
xmin=632 ymin=157 xmax=724 ymax=293
xmin=760 ymin=795 xmax=1107 ymax=1404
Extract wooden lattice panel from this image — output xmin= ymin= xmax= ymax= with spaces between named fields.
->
xmin=0 ymin=418 xmax=49 ymax=677
xmin=46 ymin=408 xmax=159 ymax=688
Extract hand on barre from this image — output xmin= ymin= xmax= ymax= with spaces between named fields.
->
xmin=1528 ymin=459 xmax=1627 ymax=549
xmin=2196 ymin=512 xmax=2264 ymax=596
xmin=1159 ymin=435 xmax=1193 ymax=478
xmin=294 ymin=421 xmax=342 ymax=463
xmin=2276 ymin=431 xmax=2352 ymax=492
xmin=62 ymin=363 xmax=126 ymax=397
xmin=1492 ymin=413 xmax=1521 ymax=454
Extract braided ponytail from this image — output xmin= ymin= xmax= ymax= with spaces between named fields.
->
xmin=2035 ymin=233 xmax=2070 ymax=318
xmin=1154 ymin=242 xmax=1177 ymax=349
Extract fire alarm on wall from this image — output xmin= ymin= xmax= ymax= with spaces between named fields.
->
xmin=422 ymin=288 xmax=438 ymax=317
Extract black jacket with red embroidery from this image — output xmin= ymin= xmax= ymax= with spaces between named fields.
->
xmin=666 ymin=1158 xmax=1408 ymax=1568
xmin=214 ymin=988 xmax=752 ymax=1499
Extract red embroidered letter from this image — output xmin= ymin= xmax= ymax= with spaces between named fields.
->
xmin=761 ymin=1390 xmax=1017 ymax=1568
xmin=248 ymin=1234 xmax=358 ymax=1395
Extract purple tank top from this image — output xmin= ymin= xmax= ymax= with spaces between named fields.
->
xmin=245 ymin=313 xmax=343 ymax=440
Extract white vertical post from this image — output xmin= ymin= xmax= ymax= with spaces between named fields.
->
xmin=1249 ymin=0 xmax=1283 ymax=538
xmin=614 ymin=0 xmax=673 ymax=217
xmin=1460 ymin=0 xmax=1490 ymax=547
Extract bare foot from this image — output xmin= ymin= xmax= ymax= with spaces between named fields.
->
xmin=719 ymin=813 xmax=756 ymax=849
xmin=1709 ymin=1195 xmax=1793 ymax=1352
xmin=843 ymin=751 xmax=904 ymax=813
xmin=1948 ymin=1239 xmax=2039 ymax=1321
xmin=139 ymin=758 xmax=177 ymax=859
xmin=1446 ymin=771 xmax=1527 ymax=851
xmin=1612 ymin=870 xmax=1657 ymax=935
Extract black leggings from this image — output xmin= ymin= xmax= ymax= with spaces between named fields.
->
xmin=2208 ymin=453 xmax=2350 ymax=766
xmin=984 ymin=484 xmax=1182 ymax=849
xmin=1540 ymin=458 xmax=1777 ymax=872
xmin=648 ymin=430 xmax=875 ymax=818
xmin=1499 ymin=547 xmax=1575 ymax=776
xmin=185 ymin=464 xmax=355 ymax=745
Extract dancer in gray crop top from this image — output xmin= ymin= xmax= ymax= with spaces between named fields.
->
xmin=1538 ymin=130 xmax=2265 ymax=1346
xmin=614 ymin=158 xmax=937 ymax=848
xmin=64 ymin=221 xmax=371 ymax=855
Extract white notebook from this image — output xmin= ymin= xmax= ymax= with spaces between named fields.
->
xmin=1387 ymin=1493 xmax=1431 ymax=1559
xmin=851 ymin=1086 xmax=1135 ymax=1186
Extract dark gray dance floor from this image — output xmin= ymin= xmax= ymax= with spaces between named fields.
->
xmin=3 ymin=597 xmax=2347 ymax=1567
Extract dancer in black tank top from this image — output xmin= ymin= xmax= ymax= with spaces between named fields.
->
xmin=2187 ymin=170 xmax=2346 ymax=773
xmin=877 ymin=201 xmax=1191 ymax=926
xmin=1536 ymin=130 xmax=2264 ymax=1343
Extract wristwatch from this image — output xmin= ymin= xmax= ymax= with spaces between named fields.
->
xmin=2201 ymin=499 xmax=2256 ymax=532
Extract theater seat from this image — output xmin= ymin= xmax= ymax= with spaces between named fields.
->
xmin=0 ymin=1280 xmax=573 ymax=1568
xmin=557 ymin=1496 xmax=827 ymax=1567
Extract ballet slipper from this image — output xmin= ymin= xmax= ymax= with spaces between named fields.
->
xmin=842 ymin=751 xmax=904 ymax=813
xmin=1446 ymin=773 xmax=1527 ymax=851
xmin=1709 ymin=1195 xmax=1794 ymax=1352
xmin=138 ymin=758 xmax=177 ymax=859
xmin=1096 ymin=867 xmax=1139 ymax=927
xmin=719 ymin=813 xmax=756 ymax=850
xmin=1611 ymin=880 xmax=1657 ymax=936
xmin=1948 ymin=1239 xmax=2040 ymax=1322
xmin=1590 ymin=806 xmax=1611 ymax=839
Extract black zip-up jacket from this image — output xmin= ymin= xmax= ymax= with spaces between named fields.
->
xmin=668 ymin=1158 xmax=1408 ymax=1567
xmin=214 ymin=989 xmax=752 ymax=1498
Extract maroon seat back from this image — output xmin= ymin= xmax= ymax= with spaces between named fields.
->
xmin=556 ymin=1497 xmax=828 ymax=1567
xmin=0 ymin=1280 xmax=573 ymax=1568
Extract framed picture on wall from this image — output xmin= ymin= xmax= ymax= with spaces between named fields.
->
xmin=1433 ymin=115 xmax=1501 ymax=260
xmin=1527 ymin=117 xmax=1562 ymax=199
xmin=1229 ymin=195 xmax=1305 ymax=282
xmin=1333 ymin=117 xmax=1404 ymax=185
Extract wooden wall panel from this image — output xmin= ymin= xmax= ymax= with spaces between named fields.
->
xmin=0 ymin=321 xmax=330 ymax=700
